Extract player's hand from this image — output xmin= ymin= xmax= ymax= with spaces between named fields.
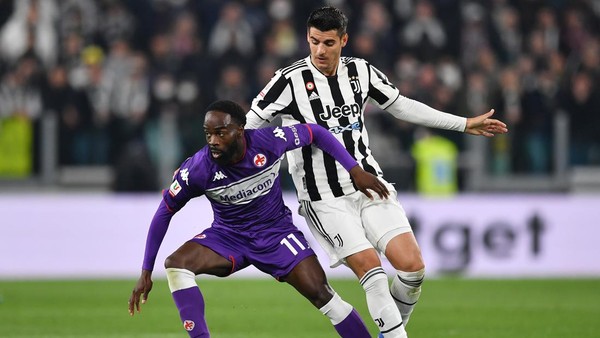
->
xmin=465 ymin=109 xmax=508 ymax=137
xmin=128 ymin=269 xmax=153 ymax=316
xmin=349 ymin=166 xmax=389 ymax=200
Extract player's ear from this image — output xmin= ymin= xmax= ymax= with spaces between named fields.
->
xmin=341 ymin=33 xmax=348 ymax=47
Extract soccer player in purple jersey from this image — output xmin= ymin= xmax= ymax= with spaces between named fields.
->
xmin=128 ymin=100 xmax=390 ymax=337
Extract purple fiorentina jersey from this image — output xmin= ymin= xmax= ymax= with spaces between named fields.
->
xmin=162 ymin=125 xmax=313 ymax=233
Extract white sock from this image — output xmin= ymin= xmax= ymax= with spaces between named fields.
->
xmin=166 ymin=268 xmax=197 ymax=292
xmin=390 ymin=269 xmax=424 ymax=326
xmin=319 ymin=292 xmax=353 ymax=325
xmin=360 ymin=267 xmax=407 ymax=338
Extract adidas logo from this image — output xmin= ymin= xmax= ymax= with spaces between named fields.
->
xmin=308 ymin=91 xmax=320 ymax=101
xmin=212 ymin=171 xmax=227 ymax=181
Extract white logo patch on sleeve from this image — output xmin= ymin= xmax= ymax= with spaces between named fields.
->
xmin=273 ymin=127 xmax=287 ymax=141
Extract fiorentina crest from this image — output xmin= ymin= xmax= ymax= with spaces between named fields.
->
xmin=183 ymin=319 xmax=195 ymax=331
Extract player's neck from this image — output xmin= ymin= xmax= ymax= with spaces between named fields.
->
xmin=310 ymin=56 xmax=339 ymax=77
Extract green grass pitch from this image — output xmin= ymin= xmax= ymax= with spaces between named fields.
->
xmin=0 ymin=278 xmax=599 ymax=337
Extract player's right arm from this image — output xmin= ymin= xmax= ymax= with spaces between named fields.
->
xmin=129 ymin=199 xmax=174 ymax=316
xmin=129 ymin=159 xmax=203 ymax=316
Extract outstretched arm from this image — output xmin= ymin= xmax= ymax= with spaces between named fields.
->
xmin=464 ymin=109 xmax=508 ymax=137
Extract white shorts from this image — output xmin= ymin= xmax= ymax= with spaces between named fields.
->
xmin=298 ymin=185 xmax=412 ymax=268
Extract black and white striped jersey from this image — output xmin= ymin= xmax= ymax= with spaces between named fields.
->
xmin=247 ymin=55 xmax=466 ymax=201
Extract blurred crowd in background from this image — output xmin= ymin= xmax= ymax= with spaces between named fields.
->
xmin=0 ymin=0 xmax=599 ymax=191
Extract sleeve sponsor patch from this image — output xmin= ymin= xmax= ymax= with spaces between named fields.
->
xmin=169 ymin=180 xmax=182 ymax=197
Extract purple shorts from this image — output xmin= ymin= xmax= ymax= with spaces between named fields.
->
xmin=190 ymin=222 xmax=315 ymax=280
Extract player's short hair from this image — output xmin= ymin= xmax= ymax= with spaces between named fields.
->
xmin=307 ymin=6 xmax=348 ymax=36
xmin=206 ymin=100 xmax=246 ymax=126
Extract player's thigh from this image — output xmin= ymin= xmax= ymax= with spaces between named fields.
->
xmin=165 ymin=240 xmax=233 ymax=277
xmin=384 ymin=232 xmax=424 ymax=271
xmin=251 ymin=226 xmax=316 ymax=280
xmin=360 ymin=191 xmax=412 ymax=254
xmin=302 ymin=195 xmax=372 ymax=262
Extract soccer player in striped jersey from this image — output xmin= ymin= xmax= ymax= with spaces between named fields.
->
xmin=247 ymin=6 xmax=508 ymax=338
xmin=128 ymin=100 xmax=390 ymax=337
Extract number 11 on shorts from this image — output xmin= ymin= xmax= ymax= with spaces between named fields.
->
xmin=280 ymin=233 xmax=306 ymax=255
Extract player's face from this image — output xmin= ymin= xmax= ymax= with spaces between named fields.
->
xmin=307 ymin=27 xmax=348 ymax=76
xmin=204 ymin=111 xmax=244 ymax=165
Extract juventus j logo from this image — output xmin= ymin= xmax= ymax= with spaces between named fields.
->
xmin=334 ymin=234 xmax=343 ymax=247
xmin=375 ymin=318 xmax=385 ymax=328
xmin=350 ymin=76 xmax=361 ymax=94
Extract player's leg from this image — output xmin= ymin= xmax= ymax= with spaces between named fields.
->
xmin=301 ymin=197 xmax=407 ymax=338
xmin=384 ymin=232 xmax=425 ymax=326
xmin=284 ymin=255 xmax=371 ymax=338
xmin=362 ymin=191 xmax=424 ymax=328
xmin=164 ymin=229 xmax=242 ymax=338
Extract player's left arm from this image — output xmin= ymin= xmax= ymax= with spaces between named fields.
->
xmin=367 ymin=63 xmax=508 ymax=136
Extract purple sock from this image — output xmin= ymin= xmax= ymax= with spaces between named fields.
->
xmin=171 ymin=286 xmax=210 ymax=338
xmin=334 ymin=308 xmax=371 ymax=338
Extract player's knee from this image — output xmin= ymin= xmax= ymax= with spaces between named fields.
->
xmin=387 ymin=246 xmax=425 ymax=272
xmin=346 ymin=249 xmax=382 ymax=277
xmin=164 ymin=253 xmax=186 ymax=270
xmin=310 ymin=284 xmax=335 ymax=309
xmin=405 ymin=258 xmax=425 ymax=272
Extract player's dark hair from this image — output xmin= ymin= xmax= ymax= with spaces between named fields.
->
xmin=206 ymin=100 xmax=246 ymax=126
xmin=307 ymin=6 xmax=348 ymax=36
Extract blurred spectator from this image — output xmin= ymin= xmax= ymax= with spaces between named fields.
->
xmin=460 ymin=1 xmax=490 ymax=69
xmin=43 ymin=65 xmax=92 ymax=166
xmin=0 ymin=0 xmax=58 ymax=69
xmin=356 ymin=1 xmax=395 ymax=67
xmin=262 ymin=19 xmax=300 ymax=64
xmin=57 ymin=0 xmax=98 ymax=44
xmin=0 ymin=55 xmax=44 ymax=176
xmin=214 ymin=64 xmax=251 ymax=110
xmin=535 ymin=7 xmax=560 ymax=53
xmin=98 ymin=0 xmax=135 ymax=47
xmin=560 ymin=8 xmax=592 ymax=55
xmin=80 ymin=46 xmax=112 ymax=165
xmin=108 ymin=51 xmax=151 ymax=161
xmin=400 ymin=0 xmax=446 ymax=63
xmin=208 ymin=2 xmax=255 ymax=61
xmin=560 ymin=71 xmax=600 ymax=166
xmin=490 ymin=4 xmax=522 ymax=64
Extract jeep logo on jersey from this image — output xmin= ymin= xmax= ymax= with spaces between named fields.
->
xmin=253 ymin=153 xmax=267 ymax=167
xmin=319 ymin=102 xmax=360 ymax=121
